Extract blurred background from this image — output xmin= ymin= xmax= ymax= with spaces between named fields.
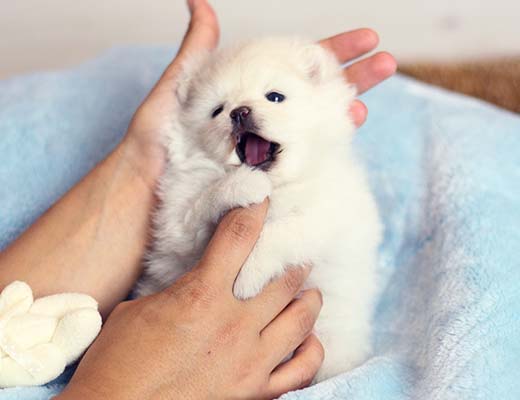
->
xmin=1 ymin=0 xmax=519 ymax=79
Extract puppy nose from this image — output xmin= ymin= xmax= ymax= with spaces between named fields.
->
xmin=230 ymin=106 xmax=251 ymax=125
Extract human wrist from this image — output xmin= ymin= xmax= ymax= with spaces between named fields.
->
xmin=54 ymin=383 xmax=105 ymax=400
xmin=55 ymin=380 xmax=141 ymax=400
xmin=55 ymin=376 xmax=191 ymax=400
xmin=117 ymin=133 xmax=165 ymax=192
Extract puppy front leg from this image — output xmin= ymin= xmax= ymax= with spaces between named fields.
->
xmin=233 ymin=220 xmax=308 ymax=299
xmin=185 ymin=165 xmax=272 ymax=226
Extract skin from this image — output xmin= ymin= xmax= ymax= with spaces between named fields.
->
xmin=0 ymin=0 xmax=396 ymax=397
xmin=57 ymin=201 xmax=325 ymax=399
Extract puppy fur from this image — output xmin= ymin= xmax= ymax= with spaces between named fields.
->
xmin=136 ymin=38 xmax=382 ymax=382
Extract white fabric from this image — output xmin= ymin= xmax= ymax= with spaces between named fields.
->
xmin=0 ymin=282 xmax=101 ymax=388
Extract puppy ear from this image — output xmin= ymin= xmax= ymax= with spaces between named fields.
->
xmin=298 ymin=43 xmax=341 ymax=84
xmin=175 ymin=50 xmax=211 ymax=105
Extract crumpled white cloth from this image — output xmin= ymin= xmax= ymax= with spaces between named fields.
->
xmin=0 ymin=281 xmax=101 ymax=388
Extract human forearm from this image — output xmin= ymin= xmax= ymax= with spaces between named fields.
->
xmin=0 ymin=137 xmax=158 ymax=317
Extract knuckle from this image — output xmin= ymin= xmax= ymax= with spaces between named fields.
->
xmin=226 ymin=212 xmax=257 ymax=242
xmin=133 ymin=300 xmax=163 ymax=326
xmin=307 ymin=288 xmax=323 ymax=307
xmin=282 ymin=268 xmax=304 ymax=293
xmin=230 ymin=355 xmax=268 ymax=396
xmin=176 ymin=274 xmax=217 ymax=309
xmin=296 ymin=307 xmax=316 ymax=334
xmin=214 ymin=318 xmax=243 ymax=345
xmin=199 ymin=21 xmax=219 ymax=39
xmin=296 ymin=361 xmax=318 ymax=388
xmin=132 ymin=104 xmax=154 ymax=127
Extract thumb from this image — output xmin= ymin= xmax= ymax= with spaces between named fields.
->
xmin=184 ymin=0 xmax=220 ymax=54
xmin=195 ymin=199 xmax=269 ymax=291
xmin=157 ymin=0 xmax=219 ymax=87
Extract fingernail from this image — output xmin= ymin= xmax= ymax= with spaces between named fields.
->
xmin=302 ymin=262 xmax=313 ymax=272
xmin=247 ymin=200 xmax=269 ymax=220
xmin=293 ymin=264 xmax=312 ymax=280
xmin=248 ymin=197 xmax=269 ymax=209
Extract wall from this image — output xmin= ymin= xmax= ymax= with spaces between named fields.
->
xmin=1 ymin=0 xmax=519 ymax=79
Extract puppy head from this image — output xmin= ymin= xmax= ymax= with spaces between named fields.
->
xmin=175 ymin=38 xmax=356 ymax=184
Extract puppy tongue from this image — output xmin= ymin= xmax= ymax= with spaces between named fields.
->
xmin=245 ymin=135 xmax=270 ymax=166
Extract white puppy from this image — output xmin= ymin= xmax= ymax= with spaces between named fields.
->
xmin=136 ymin=38 xmax=382 ymax=382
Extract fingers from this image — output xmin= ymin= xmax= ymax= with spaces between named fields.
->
xmin=196 ymin=200 xmax=269 ymax=290
xmin=260 ymin=289 xmax=322 ymax=368
xmin=247 ymin=266 xmax=311 ymax=328
xmin=318 ymin=30 xmax=396 ymax=128
xmin=345 ymin=51 xmax=397 ymax=94
xmin=156 ymin=0 xmax=219 ymax=87
xmin=181 ymin=0 xmax=220 ymax=57
xmin=319 ymin=28 xmax=379 ymax=63
xmin=349 ymin=99 xmax=368 ymax=128
xmin=266 ymin=334 xmax=324 ymax=398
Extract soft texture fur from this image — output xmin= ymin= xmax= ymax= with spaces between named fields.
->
xmin=136 ymin=38 xmax=382 ymax=381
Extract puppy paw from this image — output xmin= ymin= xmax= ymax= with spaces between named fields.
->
xmin=233 ymin=255 xmax=278 ymax=300
xmin=223 ymin=165 xmax=272 ymax=208
xmin=313 ymin=329 xmax=372 ymax=383
xmin=233 ymin=267 xmax=268 ymax=300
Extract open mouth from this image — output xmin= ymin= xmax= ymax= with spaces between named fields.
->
xmin=235 ymin=132 xmax=280 ymax=170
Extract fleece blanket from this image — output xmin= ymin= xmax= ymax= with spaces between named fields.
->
xmin=0 ymin=47 xmax=519 ymax=400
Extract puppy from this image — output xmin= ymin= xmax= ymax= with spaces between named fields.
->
xmin=136 ymin=38 xmax=382 ymax=382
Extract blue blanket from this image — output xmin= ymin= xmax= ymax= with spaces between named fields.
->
xmin=1 ymin=47 xmax=519 ymax=400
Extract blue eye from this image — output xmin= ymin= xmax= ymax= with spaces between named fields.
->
xmin=212 ymin=105 xmax=224 ymax=118
xmin=265 ymin=92 xmax=285 ymax=103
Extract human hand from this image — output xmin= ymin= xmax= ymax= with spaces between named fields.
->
xmin=57 ymin=200 xmax=324 ymax=400
xmin=122 ymin=0 xmax=396 ymax=187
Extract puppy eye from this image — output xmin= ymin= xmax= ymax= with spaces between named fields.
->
xmin=211 ymin=105 xmax=224 ymax=118
xmin=265 ymin=92 xmax=285 ymax=103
